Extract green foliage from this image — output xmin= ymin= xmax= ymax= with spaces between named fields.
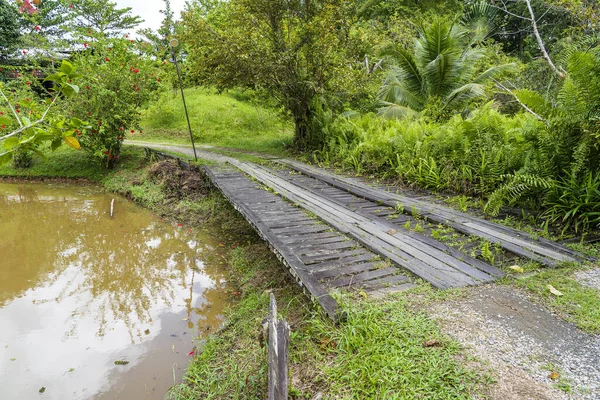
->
xmin=181 ymin=0 xmax=372 ymax=149
xmin=0 ymin=1 xmax=21 ymax=58
xmin=62 ymin=35 xmax=166 ymax=168
xmin=316 ymin=104 xmax=538 ymax=195
xmin=486 ymin=43 xmax=600 ymax=230
xmin=0 ymin=60 xmax=87 ymax=167
xmin=69 ymin=0 xmax=143 ymax=36
xmin=378 ymin=18 xmax=518 ymax=120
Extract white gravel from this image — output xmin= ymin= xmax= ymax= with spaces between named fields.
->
xmin=574 ymin=267 xmax=600 ymax=291
xmin=427 ymin=286 xmax=600 ymax=400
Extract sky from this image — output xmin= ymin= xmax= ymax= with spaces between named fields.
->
xmin=114 ymin=0 xmax=187 ymax=33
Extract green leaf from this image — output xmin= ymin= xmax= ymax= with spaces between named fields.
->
xmin=62 ymin=84 xmax=76 ymax=98
xmin=2 ymin=137 xmax=20 ymax=149
xmin=43 ymin=73 xmax=65 ymax=83
xmin=66 ymin=83 xmax=80 ymax=94
xmin=69 ymin=118 xmax=83 ymax=128
xmin=31 ymin=147 xmax=49 ymax=161
xmin=0 ymin=116 xmax=12 ymax=125
xmin=59 ymin=60 xmax=74 ymax=75
xmin=51 ymin=138 xmax=63 ymax=151
xmin=0 ymin=151 xmax=12 ymax=166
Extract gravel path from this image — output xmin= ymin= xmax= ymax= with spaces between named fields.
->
xmin=429 ymin=285 xmax=600 ymax=400
xmin=574 ymin=267 xmax=600 ymax=291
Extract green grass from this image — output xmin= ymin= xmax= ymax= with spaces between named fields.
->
xmin=137 ymin=87 xmax=294 ymax=155
xmin=168 ymin=245 xmax=486 ymax=400
xmin=0 ymin=146 xmax=144 ymax=182
xmin=503 ymin=262 xmax=600 ymax=335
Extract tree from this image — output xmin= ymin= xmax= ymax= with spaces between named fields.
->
xmin=181 ymin=0 xmax=371 ymax=149
xmin=0 ymin=0 xmax=22 ymax=58
xmin=139 ymin=0 xmax=177 ymax=59
xmin=69 ymin=0 xmax=143 ymax=36
xmin=377 ymin=18 xmax=517 ymax=120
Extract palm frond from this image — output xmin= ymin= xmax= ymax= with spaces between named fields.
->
xmin=444 ymin=83 xmax=485 ymax=109
xmin=378 ymin=72 xmax=425 ymax=111
xmin=474 ymin=63 xmax=519 ymax=83
xmin=377 ymin=102 xmax=419 ymax=119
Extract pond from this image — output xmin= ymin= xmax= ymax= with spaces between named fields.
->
xmin=0 ymin=182 xmax=230 ymax=399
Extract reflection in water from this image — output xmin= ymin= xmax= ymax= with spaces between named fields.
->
xmin=0 ymin=182 xmax=229 ymax=399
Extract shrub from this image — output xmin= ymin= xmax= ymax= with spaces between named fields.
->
xmin=63 ymin=34 xmax=167 ymax=168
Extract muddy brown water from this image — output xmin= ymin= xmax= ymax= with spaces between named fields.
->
xmin=0 ymin=182 xmax=230 ymax=399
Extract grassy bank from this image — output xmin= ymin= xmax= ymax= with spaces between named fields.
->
xmin=136 ymin=87 xmax=294 ymax=155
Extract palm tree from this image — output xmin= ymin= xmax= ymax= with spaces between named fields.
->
xmin=378 ymin=18 xmax=517 ymax=119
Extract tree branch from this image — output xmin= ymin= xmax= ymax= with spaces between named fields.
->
xmin=494 ymin=80 xmax=550 ymax=126
xmin=524 ymin=0 xmax=566 ymax=78
xmin=0 ymin=88 xmax=24 ymax=128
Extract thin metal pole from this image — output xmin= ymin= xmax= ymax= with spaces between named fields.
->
xmin=172 ymin=51 xmax=198 ymax=161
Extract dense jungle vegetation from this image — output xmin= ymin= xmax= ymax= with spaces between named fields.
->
xmin=1 ymin=0 xmax=600 ymax=231
xmin=179 ymin=0 xmax=600 ymax=233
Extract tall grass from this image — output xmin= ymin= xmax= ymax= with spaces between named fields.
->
xmin=137 ymin=87 xmax=294 ymax=155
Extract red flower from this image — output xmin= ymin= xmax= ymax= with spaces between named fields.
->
xmin=87 ymin=111 xmax=91 ymax=115
xmin=15 ymin=109 xmax=20 ymax=113
xmin=86 ymin=86 xmax=90 ymax=90
xmin=22 ymin=50 xmax=27 ymax=55
xmin=130 ymin=130 xmax=134 ymax=133
xmin=98 ymin=121 xmax=102 ymax=125
xmin=26 ymin=81 xmax=31 ymax=85
xmin=133 ymin=69 xmax=139 ymax=73
xmin=114 ymin=155 xmax=119 ymax=160
xmin=1 ymin=125 xmax=5 ymax=129
xmin=104 ymin=150 xmax=109 ymax=155
xmin=35 ymin=26 xmax=40 ymax=31
xmin=105 ymin=57 xmax=109 ymax=62
xmin=69 ymin=4 xmax=73 ymax=9
xmin=119 ymin=127 xmax=123 ymax=131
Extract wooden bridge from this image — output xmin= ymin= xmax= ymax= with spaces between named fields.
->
xmin=142 ymin=145 xmax=592 ymax=321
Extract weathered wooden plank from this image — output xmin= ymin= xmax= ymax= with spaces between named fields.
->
xmin=328 ymin=267 xmax=400 ymax=288
xmin=301 ymin=249 xmax=368 ymax=265
xmin=298 ymin=240 xmax=355 ymax=255
xmin=204 ymin=166 xmax=340 ymax=321
xmin=265 ymin=219 xmax=318 ymax=229
xmin=312 ymin=262 xmax=382 ymax=280
xmin=464 ymin=222 xmax=575 ymax=262
xmin=270 ymin=225 xmax=331 ymax=235
xmin=268 ymin=164 xmax=503 ymax=281
xmin=268 ymin=293 xmax=289 ymax=400
xmin=358 ymin=273 xmax=413 ymax=290
xmin=307 ymin=253 xmax=380 ymax=272
xmin=243 ymin=163 xmax=484 ymax=288
xmin=279 ymin=232 xmax=341 ymax=245
xmin=278 ymin=159 xmax=588 ymax=265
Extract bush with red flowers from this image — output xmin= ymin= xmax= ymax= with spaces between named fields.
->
xmin=65 ymin=34 xmax=166 ymax=168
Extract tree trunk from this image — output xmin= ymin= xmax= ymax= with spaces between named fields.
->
xmin=292 ymin=104 xmax=311 ymax=150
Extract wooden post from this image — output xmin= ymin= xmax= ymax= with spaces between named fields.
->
xmin=268 ymin=293 xmax=289 ymax=400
